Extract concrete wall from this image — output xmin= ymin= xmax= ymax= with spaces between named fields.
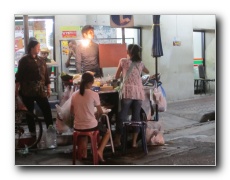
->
xmin=54 ymin=15 xmax=216 ymax=101
xmin=192 ymin=15 xmax=216 ymax=93
xmin=192 ymin=15 xmax=216 ymax=30
xmin=205 ymin=31 xmax=216 ymax=93
xmin=142 ymin=15 xmax=194 ymax=101
xmin=54 ymin=15 xmax=86 ymax=65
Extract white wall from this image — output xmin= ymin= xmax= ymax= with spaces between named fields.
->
xmin=205 ymin=31 xmax=216 ymax=93
xmin=192 ymin=15 xmax=216 ymax=30
xmin=137 ymin=15 xmax=215 ymax=101
xmin=192 ymin=15 xmax=216 ymax=93
xmin=55 ymin=15 xmax=86 ymax=66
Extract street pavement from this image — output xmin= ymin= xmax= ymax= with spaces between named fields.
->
xmin=15 ymin=94 xmax=216 ymax=166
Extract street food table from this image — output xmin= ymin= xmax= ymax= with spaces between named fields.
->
xmin=98 ymin=90 xmax=119 ymax=125
xmin=57 ymin=83 xmax=156 ymax=136
xmin=98 ymin=86 xmax=155 ymax=124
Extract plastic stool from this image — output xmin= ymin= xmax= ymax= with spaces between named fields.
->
xmin=122 ymin=121 xmax=148 ymax=154
xmin=99 ymin=114 xmax=115 ymax=153
xmin=72 ymin=130 xmax=99 ymax=165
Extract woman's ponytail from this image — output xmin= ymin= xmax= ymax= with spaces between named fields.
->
xmin=79 ymin=72 xmax=94 ymax=96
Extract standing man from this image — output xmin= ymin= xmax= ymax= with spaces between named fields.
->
xmin=65 ymin=40 xmax=77 ymax=70
xmin=76 ymin=25 xmax=102 ymax=77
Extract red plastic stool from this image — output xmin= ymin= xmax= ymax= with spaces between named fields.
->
xmin=72 ymin=130 xmax=99 ymax=165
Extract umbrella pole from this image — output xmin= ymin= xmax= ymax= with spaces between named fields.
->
xmin=155 ymin=57 xmax=159 ymax=121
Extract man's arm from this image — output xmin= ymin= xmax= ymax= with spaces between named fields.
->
xmin=65 ymin=51 xmax=72 ymax=68
xmin=76 ymin=44 xmax=82 ymax=73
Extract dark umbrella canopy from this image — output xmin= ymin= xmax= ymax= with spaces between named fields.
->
xmin=152 ymin=15 xmax=163 ymax=57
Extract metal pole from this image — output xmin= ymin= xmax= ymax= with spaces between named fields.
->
xmin=23 ymin=15 xmax=29 ymax=53
xmin=122 ymin=27 xmax=125 ymax=44
xmin=155 ymin=57 xmax=158 ymax=121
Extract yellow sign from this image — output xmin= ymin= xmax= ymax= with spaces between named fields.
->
xmin=60 ymin=26 xmax=82 ymax=31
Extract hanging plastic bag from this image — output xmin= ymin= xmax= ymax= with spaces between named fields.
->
xmin=146 ymin=120 xmax=163 ymax=144
xmin=150 ymin=131 xmax=165 ymax=145
xmin=55 ymin=94 xmax=74 ymax=128
xmin=59 ymin=86 xmax=71 ymax=106
xmin=55 ymin=114 xmax=71 ymax=134
xmin=55 ymin=86 xmax=75 ymax=133
xmin=56 ymin=97 xmax=71 ymax=123
xmin=152 ymin=85 xmax=167 ymax=112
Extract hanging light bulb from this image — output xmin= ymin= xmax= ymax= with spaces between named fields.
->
xmin=82 ymin=39 xmax=90 ymax=47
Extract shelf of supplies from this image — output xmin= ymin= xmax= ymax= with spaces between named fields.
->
xmin=69 ymin=62 xmax=75 ymax=65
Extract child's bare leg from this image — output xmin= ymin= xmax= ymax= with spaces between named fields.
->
xmin=97 ymin=130 xmax=110 ymax=161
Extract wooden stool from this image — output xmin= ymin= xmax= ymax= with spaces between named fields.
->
xmin=122 ymin=121 xmax=148 ymax=155
xmin=72 ymin=130 xmax=99 ymax=165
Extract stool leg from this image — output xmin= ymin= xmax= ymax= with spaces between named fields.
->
xmin=72 ymin=134 xmax=77 ymax=165
xmin=104 ymin=114 xmax=115 ymax=153
xmin=122 ymin=124 xmax=128 ymax=154
xmin=141 ymin=124 xmax=148 ymax=154
xmin=77 ymin=140 xmax=83 ymax=160
xmin=91 ymin=133 xmax=99 ymax=165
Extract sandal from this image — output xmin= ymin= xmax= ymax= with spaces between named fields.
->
xmin=97 ymin=151 xmax=105 ymax=162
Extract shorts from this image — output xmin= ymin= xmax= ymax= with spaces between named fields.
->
xmin=74 ymin=122 xmax=107 ymax=136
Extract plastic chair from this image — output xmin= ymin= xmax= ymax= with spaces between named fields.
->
xmin=198 ymin=65 xmax=215 ymax=94
xmin=122 ymin=121 xmax=148 ymax=155
xmin=72 ymin=130 xmax=99 ymax=165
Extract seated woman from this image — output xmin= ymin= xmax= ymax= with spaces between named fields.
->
xmin=70 ymin=72 xmax=110 ymax=162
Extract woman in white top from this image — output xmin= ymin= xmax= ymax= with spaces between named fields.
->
xmin=71 ymin=72 xmax=109 ymax=162
xmin=114 ymin=44 xmax=149 ymax=148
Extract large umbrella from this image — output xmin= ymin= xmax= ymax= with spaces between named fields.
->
xmin=152 ymin=15 xmax=163 ymax=121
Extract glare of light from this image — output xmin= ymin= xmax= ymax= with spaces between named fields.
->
xmin=82 ymin=39 xmax=90 ymax=47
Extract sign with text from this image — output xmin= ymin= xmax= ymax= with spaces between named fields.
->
xmin=62 ymin=31 xmax=77 ymax=38
xmin=60 ymin=26 xmax=81 ymax=38
xmin=110 ymin=15 xmax=134 ymax=28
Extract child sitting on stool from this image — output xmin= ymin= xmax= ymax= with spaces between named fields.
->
xmin=70 ymin=72 xmax=110 ymax=162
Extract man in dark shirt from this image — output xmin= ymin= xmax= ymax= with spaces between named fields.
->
xmin=76 ymin=25 xmax=102 ymax=77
